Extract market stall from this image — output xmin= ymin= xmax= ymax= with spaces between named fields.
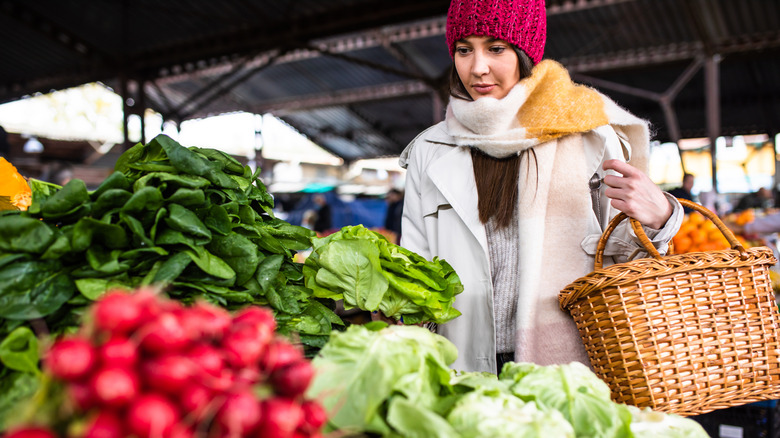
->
xmin=2 ymin=135 xmax=778 ymax=437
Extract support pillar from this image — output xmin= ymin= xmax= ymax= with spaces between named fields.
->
xmin=705 ymin=55 xmax=721 ymax=193
xmin=120 ymin=75 xmax=130 ymax=150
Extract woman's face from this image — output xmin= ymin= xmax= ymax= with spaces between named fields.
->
xmin=454 ymin=36 xmax=521 ymax=100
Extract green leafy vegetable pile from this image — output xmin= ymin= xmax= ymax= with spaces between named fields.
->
xmin=307 ymin=324 xmax=709 ymax=438
xmin=303 ymin=225 xmax=463 ymax=324
xmin=0 ymin=134 xmax=341 ymax=427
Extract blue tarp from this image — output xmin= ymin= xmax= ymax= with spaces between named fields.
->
xmin=284 ymin=192 xmax=388 ymax=231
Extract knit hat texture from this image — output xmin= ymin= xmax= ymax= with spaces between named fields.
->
xmin=446 ymin=0 xmax=547 ymax=64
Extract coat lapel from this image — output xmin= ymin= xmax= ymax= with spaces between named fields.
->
xmin=427 ymin=145 xmax=490 ymax=258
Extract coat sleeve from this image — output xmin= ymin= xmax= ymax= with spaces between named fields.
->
xmin=581 ymin=126 xmax=684 ymax=263
xmin=398 ymin=139 xmax=432 ymax=260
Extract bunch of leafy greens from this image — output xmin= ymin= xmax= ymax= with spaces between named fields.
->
xmin=307 ymin=324 xmax=709 ymax=438
xmin=303 ymin=225 xmax=463 ymax=324
xmin=0 ymin=134 xmax=341 ymax=428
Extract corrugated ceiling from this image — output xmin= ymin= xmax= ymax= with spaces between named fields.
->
xmin=1 ymin=0 xmax=780 ymax=161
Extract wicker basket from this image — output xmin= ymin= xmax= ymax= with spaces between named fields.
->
xmin=559 ymin=199 xmax=780 ymax=416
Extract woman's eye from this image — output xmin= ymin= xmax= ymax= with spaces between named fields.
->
xmin=490 ymin=46 xmax=507 ymax=54
xmin=455 ymin=46 xmax=471 ymax=55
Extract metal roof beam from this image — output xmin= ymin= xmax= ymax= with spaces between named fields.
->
xmin=345 ymin=105 xmax=406 ymax=154
xmin=132 ymin=0 xmax=449 ymax=73
xmin=175 ymin=50 xmax=284 ymax=121
xmin=564 ymin=32 xmax=780 ymax=72
xmin=250 ymin=80 xmax=430 ymax=115
xmin=546 ymin=0 xmax=637 ymax=15
xmin=0 ymin=0 xmax=113 ymax=63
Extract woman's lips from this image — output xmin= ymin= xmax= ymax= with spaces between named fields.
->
xmin=472 ymin=84 xmax=495 ymax=94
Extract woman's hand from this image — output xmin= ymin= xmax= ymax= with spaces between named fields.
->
xmin=602 ymin=159 xmax=673 ymax=229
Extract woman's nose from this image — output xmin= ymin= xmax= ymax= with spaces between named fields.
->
xmin=471 ymin=51 xmax=489 ymax=76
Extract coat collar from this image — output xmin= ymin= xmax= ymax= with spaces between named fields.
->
xmin=419 ymin=124 xmax=490 ymax=257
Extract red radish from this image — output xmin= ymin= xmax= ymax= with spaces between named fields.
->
xmin=67 ymin=380 xmax=96 ymax=411
xmin=45 ymin=337 xmax=95 ymax=381
xmin=179 ymin=384 xmax=213 ymax=420
xmin=202 ymin=368 xmax=238 ymax=393
xmin=259 ymin=340 xmax=304 ymax=374
xmin=180 ymin=303 xmax=231 ymax=339
xmin=127 ymin=394 xmax=180 ymax=438
xmin=3 ymin=427 xmax=57 ymax=438
xmin=234 ymin=366 xmax=261 ymax=387
xmin=260 ymin=398 xmax=303 ymax=438
xmin=139 ymin=312 xmax=190 ymax=354
xmin=298 ymin=400 xmax=328 ymax=434
xmin=84 ymin=410 xmax=124 ymax=438
xmin=90 ymin=366 xmax=139 ymax=407
xmin=222 ymin=325 xmax=269 ymax=368
xmin=233 ymin=306 xmax=276 ymax=332
xmin=185 ymin=344 xmax=225 ymax=378
xmin=97 ymin=336 xmax=138 ymax=368
xmin=92 ymin=290 xmax=146 ymax=334
xmin=271 ymin=360 xmax=314 ymax=398
xmin=215 ymin=391 xmax=262 ymax=436
xmin=141 ymin=354 xmax=194 ymax=394
xmin=168 ymin=424 xmax=195 ymax=438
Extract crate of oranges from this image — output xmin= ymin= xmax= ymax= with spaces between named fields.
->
xmin=671 ymin=209 xmax=756 ymax=254
xmin=672 ymin=210 xmax=756 ymax=254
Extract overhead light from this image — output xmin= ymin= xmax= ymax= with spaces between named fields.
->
xmin=23 ymin=137 xmax=44 ymax=154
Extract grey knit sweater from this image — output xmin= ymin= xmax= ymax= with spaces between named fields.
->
xmin=485 ymin=213 xmax=520 ymax=354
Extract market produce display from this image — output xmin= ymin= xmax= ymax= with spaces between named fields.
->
xmin=0 ymin=157 xmax=32 ymax=211
xmin=0 ymin=135 xmax=341 ymax=427
xmin=672 ymin=210 xmax=757 ymax=254
xmin=303 ymin=225 xmax=463 ymax=324
xmin=307 ymin=323 xmax=709 ymax=438
xmin=4 ymin=289 xmax=327 ymax=438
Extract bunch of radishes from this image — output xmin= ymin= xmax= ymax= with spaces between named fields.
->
xmin=6 ymin=288 xmax=328 ymax=438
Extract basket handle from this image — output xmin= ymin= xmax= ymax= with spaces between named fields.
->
xmin=594 ymin=198 xmax=748 ymax=269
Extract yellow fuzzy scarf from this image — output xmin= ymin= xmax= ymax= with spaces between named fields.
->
xmin=517 ymin=60 xmax=610 ymax=143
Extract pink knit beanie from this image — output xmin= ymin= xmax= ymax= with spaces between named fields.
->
xmin=446 ymin=0 xmax=547 ymax=64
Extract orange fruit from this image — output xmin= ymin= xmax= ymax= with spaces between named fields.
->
xmin=673 ymin=235 xmax=693 ymax=254
xmin=688 ymin=212 xmax=706 ymax=225
xmin=0 ymin=157 xmax=31 ymax=211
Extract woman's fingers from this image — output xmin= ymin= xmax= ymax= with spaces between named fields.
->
xmin=601 ymin=159 xmax=673 ymax=229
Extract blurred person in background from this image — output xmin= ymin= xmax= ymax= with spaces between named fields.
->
xmin=669 ymin=172 xmax=695 ymax=214
xmin=384 ymin=188 xmax=404 ymax=243
xmin=312 ymin=193 xmax=332 ymax=233
xmin=0 ymin=125 xmax=9 ymax=157
xmin=732 ymin=187 xmax=774 ymax=213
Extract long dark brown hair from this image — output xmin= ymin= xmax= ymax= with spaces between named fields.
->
xmin=449 ymin=45 xmax=535 ymax=228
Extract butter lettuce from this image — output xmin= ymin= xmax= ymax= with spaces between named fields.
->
xmin=503 ymin=362 xmax=632 ymax=438
xmin=306 ymin=323 xmax=458 ymax=436
xmin=628 ymin=406 xmax=709 ymax=438
xmin=446 ymin=388 xmax=575 ymax=438
xmin=500 ymin=362 xmax=707 ymax=438
xmin=303 ymin=225 xmax=463 ymax=324
xmin=308 ymin=325 xmax=707 ymax=438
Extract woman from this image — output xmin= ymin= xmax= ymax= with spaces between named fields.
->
xmin=399 ymin=0 xmax=683 ymax=373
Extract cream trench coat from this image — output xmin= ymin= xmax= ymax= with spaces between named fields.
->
xmin=399 ymin=121 xmax=683 ymax=373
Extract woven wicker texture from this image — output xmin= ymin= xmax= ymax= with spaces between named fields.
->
xmin=559 ymin=199 xmax=780 ymax=416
